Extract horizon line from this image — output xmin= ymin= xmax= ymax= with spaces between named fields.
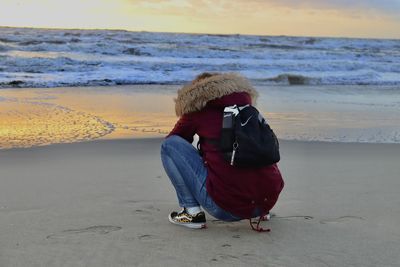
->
xmin=1 ymin=25 xmax=399 ymax=41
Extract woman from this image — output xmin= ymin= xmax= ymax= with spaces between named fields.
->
xmin=161 ymin=72 xmax=284 ymax=231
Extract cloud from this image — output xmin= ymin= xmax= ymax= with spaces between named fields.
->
xmin=122 ymin=0 xmax=400 ymax=24
xmin=243 ymin=0 xmax=400 ymax=15
xmin=127 ymin=0 xmax=400 ymax=16
xmin=120 ymin=0 xmax=400 ymax=37
xmin=126 ymin=0 xmax=233 ymax=17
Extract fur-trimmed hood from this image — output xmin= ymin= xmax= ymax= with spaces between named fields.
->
xmin=174 ymin=73 xmax=259 ymax=117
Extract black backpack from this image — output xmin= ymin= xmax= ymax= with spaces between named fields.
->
xmin=218 ymin=104 xmax=280 ymax=167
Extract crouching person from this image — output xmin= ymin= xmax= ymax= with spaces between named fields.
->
xmin=161 ymin=72 xmax=284 ymax=231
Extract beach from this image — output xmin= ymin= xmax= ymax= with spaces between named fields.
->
xmin=1 ymin=138 xmax=399 ymax=266
xmin=1 ymin=84 xmax=400 ymax=266
xmin=2 ymin=28 xmax=400 ymax=265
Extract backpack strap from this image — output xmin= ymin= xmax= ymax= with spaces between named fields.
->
xmin=197 ymin=137 xmax=219 ymax=156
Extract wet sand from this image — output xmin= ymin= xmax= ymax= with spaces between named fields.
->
xmin=1 ymin=139 xmax=399 ymax=266
xmin=2 ymin=84 xmax=400 ymax=149
xmin=0 ymin=86 xmax=177 ymax=149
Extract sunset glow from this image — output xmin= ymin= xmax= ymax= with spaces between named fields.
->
xmin=0 ymin=0 xmax=399 ymax=38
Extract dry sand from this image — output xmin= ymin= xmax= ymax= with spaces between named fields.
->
xmin=1 ymin=139 xmax=400 ymax=267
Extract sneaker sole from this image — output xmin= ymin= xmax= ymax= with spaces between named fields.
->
xmin=168 ymin=214 xmax=206 ymax=229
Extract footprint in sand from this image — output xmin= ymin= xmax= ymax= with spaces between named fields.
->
xmin=124 ymin=200 xmax=160 ymax=212
xmin=138 ymin=234 xmax=165 ymax=243
xmin=131 ymin=204 xmax=160 ymax=222
xmin=211 ymin=252 xmax=265 ymax=264
xmin=46 ymin=225 xmax=121 ymax=239
xmin=242 ymin=253 xmax=257 ymax=257
xmin=218 ymin=254 xmax=239 ymax=260
xmin=319 ymin=216 xmax=365 ymax=224
xmin=209 ymin=253 xmax=242 ymax=263
xmin=123 ymin=201 xmax=160 ymax=214
xmin=134 ymin=209 xmax=153 ymax=216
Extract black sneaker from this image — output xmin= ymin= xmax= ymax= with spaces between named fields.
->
xmin=168 ymin=208 xmax=207 ymax=229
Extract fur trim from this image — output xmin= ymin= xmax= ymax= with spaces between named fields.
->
xmin=174 ymin=73 xmax=259 ymax=116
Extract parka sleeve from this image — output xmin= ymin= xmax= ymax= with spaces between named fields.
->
xmin=166 ymin=114 xmax=196 ymax=143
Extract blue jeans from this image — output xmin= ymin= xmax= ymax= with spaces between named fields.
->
xmin=161 ymin=135 xmax=241 ymax=222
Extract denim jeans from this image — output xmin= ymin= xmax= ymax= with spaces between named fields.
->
xmin=161 ymin=135 xmax=241 ymax=222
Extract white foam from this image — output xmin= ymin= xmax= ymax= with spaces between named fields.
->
xmin=1 ymin=27 xmax=399 ymax=88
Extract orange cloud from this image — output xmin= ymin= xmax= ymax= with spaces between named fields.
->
xmin=0 ymin=0 xmax=399 ymax=38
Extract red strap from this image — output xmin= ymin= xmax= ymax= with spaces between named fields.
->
xmin=249 ymin=216 xmax=271 ymax=233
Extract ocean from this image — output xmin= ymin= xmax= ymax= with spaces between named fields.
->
xmin=1 ymin=27 xmax=400 ymax=88
xmin=1 ymin=27 xmax=400 ymax=148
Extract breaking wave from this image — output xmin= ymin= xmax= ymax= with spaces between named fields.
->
xmin=1 ymin=27 xmax=400 ymax=88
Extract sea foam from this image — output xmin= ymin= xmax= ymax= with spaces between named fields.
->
xmin=1 ymin=27 xmax=399 ymax=88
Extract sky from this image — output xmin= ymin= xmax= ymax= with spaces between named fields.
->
xmin=0 ymin=0 xmax=399 ymax=38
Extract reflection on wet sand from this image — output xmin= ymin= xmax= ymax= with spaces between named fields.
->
xmin=0 ymin=86 xmax=178 ymax=149
xmin=2 ymin=84 xmax=400 ymax=149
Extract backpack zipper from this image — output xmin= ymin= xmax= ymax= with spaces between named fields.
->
xmin=230 ymin=141 xmax=238 ymax=166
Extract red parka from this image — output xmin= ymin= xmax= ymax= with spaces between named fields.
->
xmin=168 ymin=73 xmax=284 ymax=219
